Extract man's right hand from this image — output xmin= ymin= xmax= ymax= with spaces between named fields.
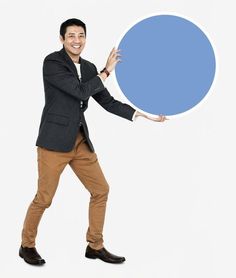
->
xmin=105 ymin=47 xmax=121 ymax=72
xmin=99 ymin=48 xmax=121 ymax=81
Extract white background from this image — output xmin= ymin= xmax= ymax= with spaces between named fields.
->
xmin=0 ymin=0 xmax=235 ymax=277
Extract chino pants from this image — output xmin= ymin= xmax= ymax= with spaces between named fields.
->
xmin=21 ymin=129 xmax=109 ymax=250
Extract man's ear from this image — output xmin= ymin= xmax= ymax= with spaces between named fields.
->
xmin=59 ymin=35 xmax=64 ymax=43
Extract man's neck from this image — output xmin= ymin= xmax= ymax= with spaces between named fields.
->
xmin=66 ymin=51 xmax=80 ymax=64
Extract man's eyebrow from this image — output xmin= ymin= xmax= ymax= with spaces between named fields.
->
xmin=68 ymin=32 xmax=85 ymax=35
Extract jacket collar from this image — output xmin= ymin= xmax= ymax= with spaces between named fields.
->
xmin=59 ymin=47 xmax=84 ymax=78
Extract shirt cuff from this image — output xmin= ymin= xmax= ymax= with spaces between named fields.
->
xmin=132 ymin=110 xmax=137 ymax=121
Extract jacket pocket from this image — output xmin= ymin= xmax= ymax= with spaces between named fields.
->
xmin=46 ymin=113 xmax=69 ymax=126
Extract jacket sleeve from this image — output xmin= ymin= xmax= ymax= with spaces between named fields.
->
xmin=92 ymin=88 xmax=136 ymax=121
xmin=92 ymin=64 xmax=136 ymax=121
xmin=43 ymin=58 xmax=105 ymax=101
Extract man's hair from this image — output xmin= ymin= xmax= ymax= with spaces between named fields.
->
xmin=60 ymin=18 xmax=86 ymax=39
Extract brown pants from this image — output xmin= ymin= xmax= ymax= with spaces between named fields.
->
xmin=21 ymin=130 xmax=109 ymax=250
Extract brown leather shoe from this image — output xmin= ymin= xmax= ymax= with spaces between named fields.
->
xmin=19 ymin=246 xmax=46 ymax=265
xmin=85 ymin=245 xmax=125 ymax=264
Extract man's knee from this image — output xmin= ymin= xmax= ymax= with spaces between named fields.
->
xmin=101 ymin=183 xmax=109 ymax=195
xmin=32 ymin=193 xmax=53 ymax=209
xmin=92 ymin=183 xmax=109 ymax=199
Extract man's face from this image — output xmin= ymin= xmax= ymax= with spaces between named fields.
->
xmin=60 ymin=25 xmax=86 ymax=59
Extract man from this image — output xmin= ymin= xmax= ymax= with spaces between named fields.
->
xmin=19 ymin=18 xmax=167 ymax=265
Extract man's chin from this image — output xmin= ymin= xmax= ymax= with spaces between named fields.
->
xmin=71 ymin=50 xmax=81 ymax=55
xmin=66 ymin=48 xmax=82 ymax=56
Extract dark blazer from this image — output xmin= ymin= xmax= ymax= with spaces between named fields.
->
xmin=36 ymin=47 xmax=136 ymax=152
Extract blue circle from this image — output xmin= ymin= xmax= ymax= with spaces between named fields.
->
xmin=115 ymin=15 xmax=216 ymax=116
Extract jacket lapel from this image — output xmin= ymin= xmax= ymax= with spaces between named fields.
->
xmin=59 ymin=47 xmax=79 ymax=78
xmin=59 ymin=47 xmax=87 ymax=83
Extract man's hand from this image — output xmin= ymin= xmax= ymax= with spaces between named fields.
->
xmin=135 ymin=111 xmax=168 ymax=122
xmin=99 ymin=48 xmax=121 ymax=81
xmin=105 ymin=47 xmax=121 ymax=73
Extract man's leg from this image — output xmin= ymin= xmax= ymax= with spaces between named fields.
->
xmin=21 ymin=146 xmax=72 ymax=248
xmin=69 ymin=134 xmax=109 ymax=250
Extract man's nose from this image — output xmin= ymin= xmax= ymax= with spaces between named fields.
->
xmin=74 ymin=36 xmax=81 ymax=43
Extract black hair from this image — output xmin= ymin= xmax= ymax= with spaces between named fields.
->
xmin=60 ymin=18 xmax=86 ymax=39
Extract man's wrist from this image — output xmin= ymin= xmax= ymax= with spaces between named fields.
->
xmin=98 ymin=72 xmax=108 ymax=82
xmin=100 ymin=67 xmax=110 ymax=77
xmin=135 ymin=111 xmax=142 ymax=117
xmin=134 ymin=111 xmax=148 ymax=119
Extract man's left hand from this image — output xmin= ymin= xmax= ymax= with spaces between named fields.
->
xmin=135 ymin=111 xmax=168 ymax=122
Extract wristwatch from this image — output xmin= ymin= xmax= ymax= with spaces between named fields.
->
xmin=100 ymin=67 xmax=110 ymax=77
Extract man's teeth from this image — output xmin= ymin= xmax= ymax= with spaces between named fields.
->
xmin=73 ymin=45 xmax=81 ymax=49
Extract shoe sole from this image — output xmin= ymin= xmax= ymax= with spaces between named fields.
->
xmin=19 ymin=252 xmax=46 ymax=265
xmin=85 ymin=253 xmax=125 ymax=264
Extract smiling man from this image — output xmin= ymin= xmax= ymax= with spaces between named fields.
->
xmin=61 ymin=24 xmax=86 ymax=61
xmin=19 ymin=18 xmax=167 ymax=266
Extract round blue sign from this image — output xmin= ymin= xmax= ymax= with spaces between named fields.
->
xmin=115 ymin=15 xmax=216 ymax=116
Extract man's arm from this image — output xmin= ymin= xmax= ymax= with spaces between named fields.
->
xmin=92 ymin=48 xmax=135 ymax=120
xmin=94 ymin=47 xmax=168 ymax=123
xmin=133 ymin=111 xmax=168 ymax=122
xmin=43 ymin=59 xmax=105 ymax=101
xmin=92 ymin=88 xmax=136 ymax=121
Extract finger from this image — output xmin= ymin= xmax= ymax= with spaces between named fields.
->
xmin=114 ymin=54 xmax=122 ymax=59
xmin=112 ymin=51 xmax=121 ymax=58
xmin=109 ymin=47 xmax=116 ymax=55
xmin=114 ymin=59 xmax=122 ymax=64
xmin=113 ymin=49 xmax=121 ymax=55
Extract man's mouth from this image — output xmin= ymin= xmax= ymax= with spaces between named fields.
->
xmin=72 ymin=45 xmax=81 ymax=49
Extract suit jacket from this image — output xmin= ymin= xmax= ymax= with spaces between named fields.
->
xmin=36 ymin=47 xmax=136 ymax=152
